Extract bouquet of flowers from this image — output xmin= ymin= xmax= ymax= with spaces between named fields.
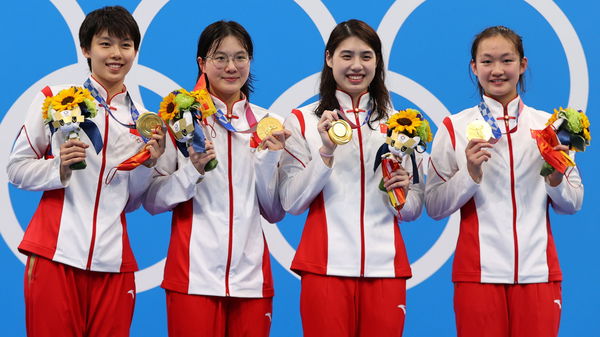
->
xmin=374 ymin=108 xmax=432 ymax=211
xmin=159 ymin=87 xmax=218 ymax=171
xmin=41 ymin=87 xmax=98 ymax=170
xmin=531 ymin=107 xmax=591 ymax=176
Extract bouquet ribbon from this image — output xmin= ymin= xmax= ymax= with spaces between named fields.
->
xmin=105 ymin=147 xmax=152 ymax=184
xmin=381 ymin=156 xmax=406 ymax=210
xmin=530 ymin=124 xmax=575 ymax=175
xmin=175 ymin=114 xmax=207 ymax=157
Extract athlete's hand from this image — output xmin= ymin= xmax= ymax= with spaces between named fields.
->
xmin=317 ymin=110 xmax=339 ymax=155
xmin=143 ymin=126 xmax=166 ymax=168
xmin=466 ymin=139 xmax=493 ymax=183
xmin=546 ymin=144 xmax=570 ymax=187
xmin=189 ymin=141 xmax=216 ymax=175
xmin=59 ymin=139 xmax=88 ymax=183
xmin=317 ymin=110 xmax=339 ymax=166
xmin=383 ymin=157 xmax=410 ymax=194
xmin=261 ymin=129 xmax=292 ymax=151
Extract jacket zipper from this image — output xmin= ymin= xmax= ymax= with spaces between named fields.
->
xmin=354 ymin=112 xmax=367 ymax=277
xmin=224 ymin=131 xmax=234 ymax=296
xmin=503 ymin=106 xmax=519 ymax=283
xmin=86 ymin=111 xmax=110 ymax=270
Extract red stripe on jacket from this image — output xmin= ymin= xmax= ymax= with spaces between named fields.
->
xmin=393 ymin=217 xmax=412 ymax=277
xmin=262 ymin=235 xmax=274 ymax=297
xmin=443 ymin=117 xmax=456 ymax=150
xmin=452 ymin=198 xmax=482 ymax=282
xmin=120 ymin=212 xmax=138 ymax=272
xmin=162 ymin=199 xmax=194 ymax=292
xmin=18 ymin=189 xmax=65 ymax=259
xmin=545 ymin=200 xmax=562 ymax=281
xmin=291 ymin=192 xmax=328 ymax=275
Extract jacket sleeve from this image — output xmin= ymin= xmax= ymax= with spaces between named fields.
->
xmin=254 ymin=148 xmax=285 ymax=223
xmin=7 ymin=90 xmax=65 ymax=191
xmin=545 ymin=156 xmax=584 ymax=214
xmin=398 ymin=153 xmax=425 ymax=221
xmin=123 ymin=164 xmax=154 ymax=213
xmin=425 ymin=118 xmax=479 ymax=220
xmin=278 ymin=111 xmax=333 ymax=215
xmin=142 ymin=136 xmax=204 ymax=215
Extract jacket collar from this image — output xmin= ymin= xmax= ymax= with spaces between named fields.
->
xmin=482 ymin=95 xmax=522 ymax=120
xmin=335 ymin=90 xmax=372 ymax=117
xmin=89 ymin=75 xmax=127 ymax=105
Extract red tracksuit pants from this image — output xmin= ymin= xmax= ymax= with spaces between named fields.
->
xmin=454 ymin=282 xmax=562 ymax=337
xmin=300 ymin=273 xmax=407 ymax=337
xmin=165 ymin=290 xmax=273 ymax=337
xmin=24 ymin=255 xmax=136 ymax=337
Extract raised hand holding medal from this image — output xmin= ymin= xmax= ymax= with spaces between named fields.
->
xmin=465 ymin=120 xmax=494 ymax=183
xmin=254 ymin=116 xmax=291 ymax=151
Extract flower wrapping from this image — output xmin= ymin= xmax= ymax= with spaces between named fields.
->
xmin=531 ymin=107 xmax=591 ymax=176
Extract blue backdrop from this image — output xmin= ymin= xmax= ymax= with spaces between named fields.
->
xmin=1 ymin=1 xmax=598 ymax=336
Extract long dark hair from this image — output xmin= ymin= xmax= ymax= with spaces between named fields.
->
xmin=315 ymin=19 xmax=390 ymax=126
xmin=196 ymin=21 xmax=254 ymax=99
xmin=470 ymin=25 xmax=526 ymax=96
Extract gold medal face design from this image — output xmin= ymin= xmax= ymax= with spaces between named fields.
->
xmin=466 ymin=120 xmax=493 ymax=141
xmin=256 ymin=117 xmax=283 ymax=140
xmin=328 ymin=119 xmax=352 ymax=145
xmin=136 ymin=112 xmax=163 ymax=138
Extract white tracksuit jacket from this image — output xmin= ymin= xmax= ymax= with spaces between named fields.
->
xmin=7 ymin=76 xmax=153 ymax=272
xmin=425 ymin=95 xmax=583 ymax=284
xmin=143 ymin=95 xmax=284 ymax=298
xmin=279 ymin=90 xmax=424 ymax=278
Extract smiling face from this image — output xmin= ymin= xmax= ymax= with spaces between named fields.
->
xmin=199 ymin=35 xmax=250 ymax=104
xmin=82 ymin=30 xmax=136 ymax=96
xmin=326 ymin=36 xmax=376 ymax=101
xmin=471 ymin=35 xmax=527 ymax=106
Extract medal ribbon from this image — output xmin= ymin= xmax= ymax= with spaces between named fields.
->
xmin=214 ymin=104 xmax=258 ymax=133
xmin=338 ymin=108 xmax=373 ymax=129
xmin=477 ymin=101 xmax=502 ymax=140
xmin=84 ymin=79 xmax=148 ymax=142
xmin=87 ymin=78 xmax=155 ymax=184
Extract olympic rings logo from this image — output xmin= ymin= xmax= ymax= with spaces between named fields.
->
xmin=0 ymin=0 xmax=588 ymax=292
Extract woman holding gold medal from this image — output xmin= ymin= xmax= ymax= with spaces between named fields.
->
xmin=425 ymin=26 xmax=584 ymax=337
xmin=278 ymin=19 xmax=425 ymax=337
xmin=143 ymin=21 xmax=290 ymax=337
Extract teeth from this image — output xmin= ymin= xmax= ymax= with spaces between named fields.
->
xmin=107 ymin=64 xmax=122 ymax=69
xmin=348 ymin=75 xmax=363 ymax=80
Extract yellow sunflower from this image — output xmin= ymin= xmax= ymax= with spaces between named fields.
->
xmin=158 ymin=92 xmax=179 ymax=121
xmin=41 ymin=96 xmax=53 ymax=122
xmin=583 ymin=127 xmax=591 ymax=142
xmin=387 ymin=108 xmax=422 ymax=135
xmin=79 ymin=88 xmax=94 ymax=101
xmin=546 ymin=108 xmax=560 ymax=126
xmin=52 ymin=87 xmax=85 ymax=111
xmin=580 ymin=111 xmax=590 ymax=129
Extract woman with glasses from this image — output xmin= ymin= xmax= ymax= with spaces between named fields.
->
xmin=143 ymin=20 xmax=290 ymax=337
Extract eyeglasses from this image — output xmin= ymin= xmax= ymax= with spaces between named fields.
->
xmin=205 ymin=53 xmax=250 ymax=69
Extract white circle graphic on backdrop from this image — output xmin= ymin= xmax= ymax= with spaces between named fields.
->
xmin=0 ymin=0 xmax=589 ymax=292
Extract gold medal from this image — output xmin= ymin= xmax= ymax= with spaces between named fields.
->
xmin=136 ymin=112 xmax=163 ymax=138
xmin=256 ymin=117 xmax=283 ymax=140
xmin=466 ymin=120 xmax=493 ymax=141
xmin=328 ymin=119 xmax=352 ymax=145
